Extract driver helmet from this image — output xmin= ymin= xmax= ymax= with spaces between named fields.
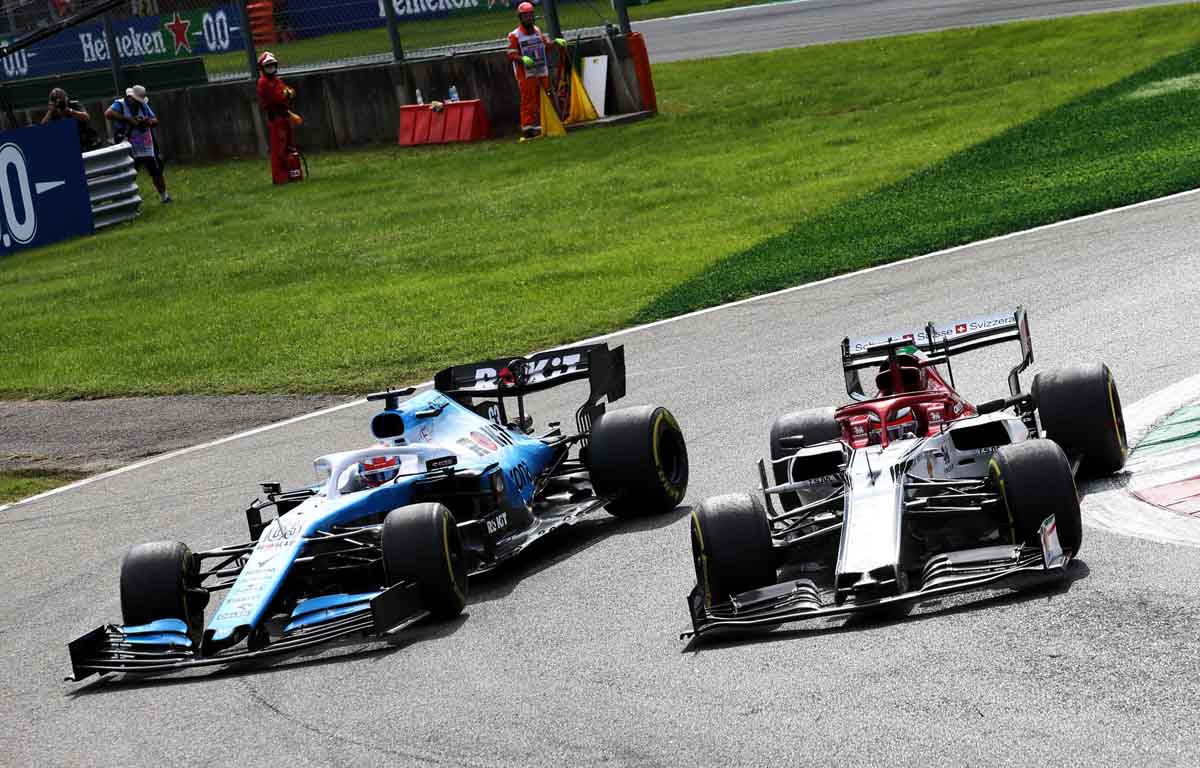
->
xmin=875 ymin=353 xmax=928 ymax=395
xmin=359 ymin=455 xmax=400 ymax=487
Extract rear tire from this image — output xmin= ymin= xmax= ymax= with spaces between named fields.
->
xmin=120 ymin=541 xmax=207 ymax=639
xmin=988 ymin=440 xmax=1082 ymax=555
xmin=769 ymin=407 xmax=840 ymax=503
xmin=382 ymin=503 xmax=468 ymax=620
xmin=588 ymin=405 xmax=688 ymax=518
xmin=1033 ymin=363 xmax=1127 ymax=475
xmin=690 ymin=493 xmax=776 ymax=606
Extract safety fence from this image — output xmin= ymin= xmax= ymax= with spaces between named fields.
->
xmin=0 ymin=0 xmax=658 ymax=100
xmin=82 ymin=140 xmax=141 ymax=228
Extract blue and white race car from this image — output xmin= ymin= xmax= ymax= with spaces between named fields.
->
xmin=67 ymin=343 xmax=688 ymax=681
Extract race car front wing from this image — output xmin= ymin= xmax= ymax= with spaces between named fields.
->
xmin=66 ymin=580 xmax=427 ymax=682
xmin=683 ymin=542 xmax=1069 ymax=640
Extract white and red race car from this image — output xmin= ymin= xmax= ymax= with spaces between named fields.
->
xmin=685 ymin=307 xmax=1126 ymax=640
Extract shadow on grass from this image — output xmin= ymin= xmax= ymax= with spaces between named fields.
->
xmin=637 ymin=46 xmax=1200 ymax=322
xmin=683 ymin=559 xmax=1091 ymax=653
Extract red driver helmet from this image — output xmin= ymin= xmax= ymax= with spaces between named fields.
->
xmin=359 ymin=455 xmax=400 ymax=487
xmin=517 ymin=2 xmax=534 ymax=13
xmin=875 ymin=353 xmax=928 ymax=396
xmin=517 ymin=1 xmax=535 ymax=24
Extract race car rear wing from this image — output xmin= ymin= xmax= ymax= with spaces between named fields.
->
xmin=434 ymin=343 xmax=625 ymax=402
xmin=841 ymin=307 xmax=1033 ymax=398
xmin=435 ymin=343 xmax=627 ymax=438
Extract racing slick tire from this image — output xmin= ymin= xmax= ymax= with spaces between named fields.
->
xmin=588 ymin=405 xmax=688 ymax=518
xmin=690 ymin=493 xmax=776 ymax=606
xmin=988 ymin=440 xmax=1082 ymax=556
xmin=770 ymin=407 xmax=841 ymax=503
xmin=382 ymin=503 xmax=468 ymax=620
xmin=1033 ymin=363 xmax=1127 ymax=476
xmin=120 ymin=541 xmax=208 ymax=640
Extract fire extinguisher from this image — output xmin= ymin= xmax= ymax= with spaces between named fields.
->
xmin=285 ymin=146 xmax=306 ymax=182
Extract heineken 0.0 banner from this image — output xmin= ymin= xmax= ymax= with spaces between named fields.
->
xmin=288 ymin=0 xmax=526 ymax=40
xmin=0 ymin=5 xmax=245 ymax=81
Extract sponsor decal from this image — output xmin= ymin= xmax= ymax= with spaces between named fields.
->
xmin=426 ymin=455 xmax=457 ymax=471
xmin=485 ymin=512 xmax=508 ymax=535
xmin=0 ymin=124 xmax=92 ymax=254
xmin=456 ymin=437 xmax=488 ymax=457
xmin=507 ymin=461 xmax=533 ymax=494
xmin=471 ymin=352 xmax=584 ymax=390
xmin=11 ymin=6 xmax=244 ymax=80
xmin=470 ymin=430 xmax=499 ymax=453
xmin=848 ymin=312 xmax=1017 ymax=354
xmin=418 ymin=423 xmax=434 ymax=443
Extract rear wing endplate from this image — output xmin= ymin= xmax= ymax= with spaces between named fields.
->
xmin=841 ymin=307 xmax=1033 ymax=397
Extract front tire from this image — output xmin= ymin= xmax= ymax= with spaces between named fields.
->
xmin=120 ymin=541 xmax=208 ymax=640
xmin=382 ymin=503 xmax=468 ymax=620
xmin=988 ymin=440 xmax=1082 ymax=555
xmin=1033 ymin=363 xmax=1127 ymax=475
xmin=690 ymin=493 xmax=776 ymax=606
xmin=588 ymin=405 xmax=688 ymax=518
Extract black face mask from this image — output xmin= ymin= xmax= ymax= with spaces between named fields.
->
xmin=520 ymin=16 xmax=534 ymax=30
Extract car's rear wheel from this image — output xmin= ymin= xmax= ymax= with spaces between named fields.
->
xmin=120 ymin=541 xmax=208 ymax=640
xmin=988 ymin=440 xmax=1082 ymax=555
xmin=382 ymin=503 xmax=468 ymax=620
xmin=588 ymin=405 xmax=688 ymax=518
xmin=769 ymin=407 xmax=840 ymax=503
xmin=1033 ymin=363 xmax=1127 ymax=476
xmin=690 ymin=493 xmax=776 ymax=606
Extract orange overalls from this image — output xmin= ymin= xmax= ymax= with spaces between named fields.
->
xmin=507 ymin=24 xmax=553 ymax=133
xmin=257 ymin=73 xmax=293 ymax=185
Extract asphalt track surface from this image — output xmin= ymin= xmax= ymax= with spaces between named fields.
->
xmin=640 ymin=0 xmax=1194 ymax=62
xmin=4 ymin=186 xmax=1200 ymax=765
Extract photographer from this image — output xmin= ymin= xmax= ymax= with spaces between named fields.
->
xmin=105 ymin=85 xmax=171 ymax=204
xmin=40 ymin=88 xmax=102 ymax=152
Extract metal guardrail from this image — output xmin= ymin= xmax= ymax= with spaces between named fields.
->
xmin=82 ymin=142 xmax=142 ymax=229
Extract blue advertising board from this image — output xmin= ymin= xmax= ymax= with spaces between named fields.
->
xmin=0 ymin=120 xmax=93 ymax=255
xmin=0 ymin=5 xmax=245 ymax=81
xmin=288 ymin=0 xmax=514 ymax=40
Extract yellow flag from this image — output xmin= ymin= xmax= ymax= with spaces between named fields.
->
xmin=539 ymin=87 xmax=566 ymax=137
xmin=565 ymin=69 xmax=599 ymax=124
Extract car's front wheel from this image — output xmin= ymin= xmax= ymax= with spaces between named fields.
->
xmin=382 ymin=503 xmax=468 ymax=620
xmin=120 ymin=541 xmax=208 ymax=641
xmin=588 ymin=405 xmax=688 ymax=518
xmin=988 ymin=440 xmax=1082 ymax=556
xmin=690 ymin=493 xmax=776 ymax=607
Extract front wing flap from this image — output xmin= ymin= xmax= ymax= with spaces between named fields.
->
xmin=684 ymin=544 xmax=1068 ymax=640
xmin=67 ymin=581 xmax=427 ymax=682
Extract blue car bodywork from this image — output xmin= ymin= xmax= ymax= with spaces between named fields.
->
xmin=68 ymin=343 xmax=687 ymax=681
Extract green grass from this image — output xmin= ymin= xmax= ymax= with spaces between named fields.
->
xmin=4 ymin=5 xmax=1200 ymax=397
xmin=203 ymin=0 xmax=775 ymax=75
xmin=0 ymin=470 xmax=88 ymax=504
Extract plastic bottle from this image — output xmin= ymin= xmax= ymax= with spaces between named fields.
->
xmin=415 ymin=88 xmax=423 ymax=105
xmin=448 ymin=85 xmax=459 ymax=102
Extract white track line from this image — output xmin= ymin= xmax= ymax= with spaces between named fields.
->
xmin=1083 ymin=372 xmax=1200 ymax=547
xmin=3 ymin=185 xmax=1198 ymax=513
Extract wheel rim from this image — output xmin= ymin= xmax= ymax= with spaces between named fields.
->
xmin=653 ymin=411 xmax=687 ymax=497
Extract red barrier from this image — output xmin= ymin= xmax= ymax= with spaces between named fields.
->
xmin=626 ymin=32 xmax=657 ymax=114
xmin=246 ymin=1 xmax=277 ymax=46
xmin=398 ymin=100 xmax=492 ymax=146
